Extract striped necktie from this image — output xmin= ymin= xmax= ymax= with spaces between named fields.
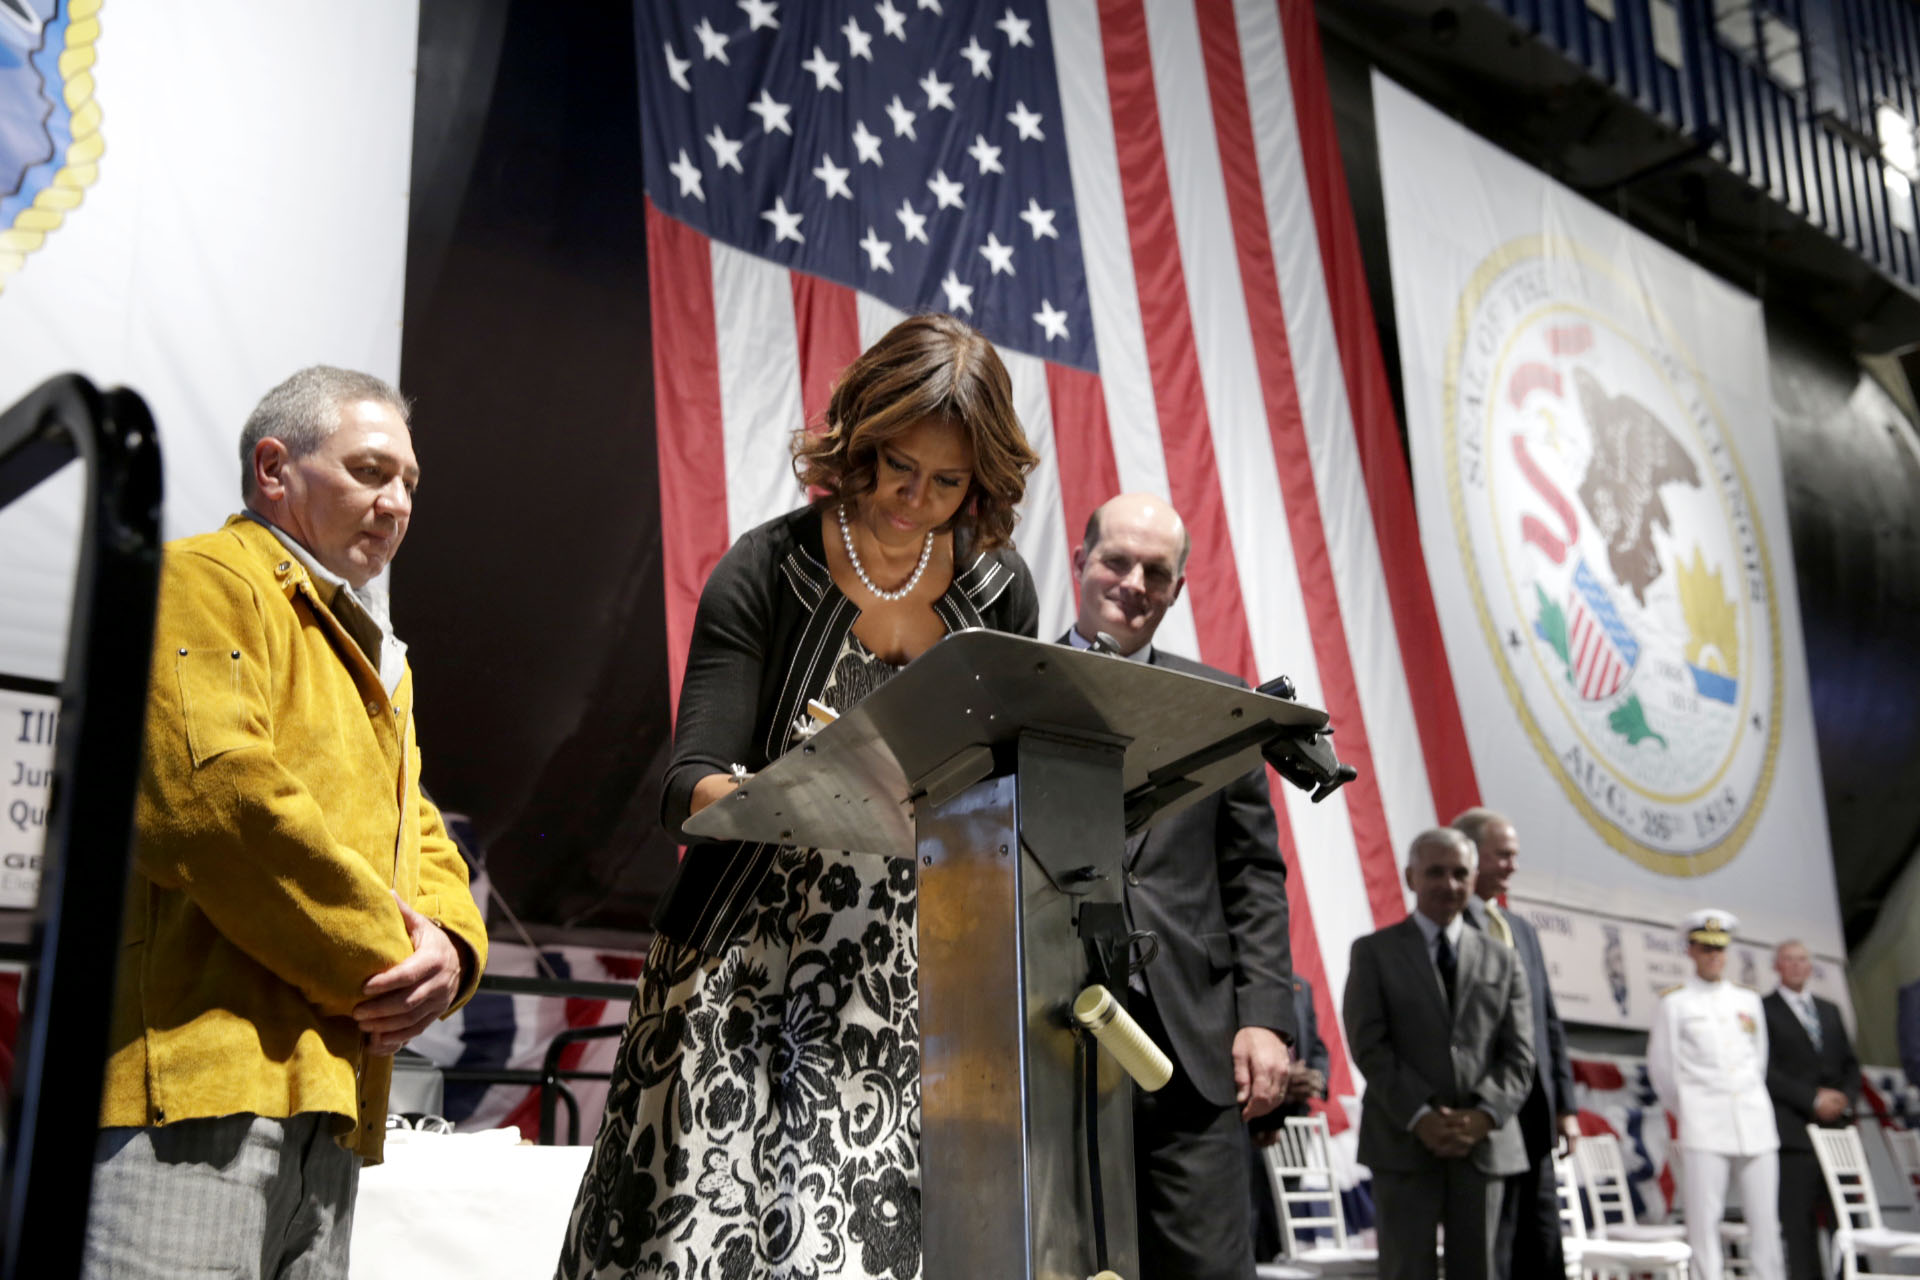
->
xmin=1794 ymin=993 xmax=1823 ymax=1050
xmin=1484 ymin=901 xmax=1514 ymax=948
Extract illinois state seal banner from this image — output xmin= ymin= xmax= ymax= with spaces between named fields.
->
xmin=1374 ymin=73 xmax=1842 ymax=958
xmin=0 ymin=2 xmax=419 ymax=682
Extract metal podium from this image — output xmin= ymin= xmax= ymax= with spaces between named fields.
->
xmin=684 ymin=630 xmax=1346 ymax=1280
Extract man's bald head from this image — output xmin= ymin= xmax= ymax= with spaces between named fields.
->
xmin=1406 ymin=827 xmax=1476 ymax=927
xmin=1083 ymin=494 xmax=1191 ymax=574
xmin=1072 ymin=493 xmax=1190 ymax=656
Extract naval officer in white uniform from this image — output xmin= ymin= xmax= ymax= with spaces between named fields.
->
xmin=1647 ymin=910 xmax=1784 ymax=1280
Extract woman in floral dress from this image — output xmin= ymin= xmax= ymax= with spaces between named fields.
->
xmin=557 ymin=314 xmax=1040 ymax=1280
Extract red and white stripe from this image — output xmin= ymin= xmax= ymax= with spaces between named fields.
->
xmin=646 ymin=0 xmax=1483 ymax=1114
xmin=1568 ymin=600 xmax=1629 ymax=700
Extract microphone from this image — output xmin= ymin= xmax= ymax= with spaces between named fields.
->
xmin=1090 ymin=631 xmax=1125 ymax=656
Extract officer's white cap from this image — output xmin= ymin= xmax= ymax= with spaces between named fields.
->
xmin=1681 ymin=908 xmax=1738 ymax=947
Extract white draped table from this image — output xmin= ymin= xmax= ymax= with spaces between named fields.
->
xmin=348 ymin=1130 xmax=591 ymax=1280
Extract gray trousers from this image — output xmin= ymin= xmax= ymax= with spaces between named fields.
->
xmin=1372 ymin=1163 xmax=1504 ymax=1280
xmin=83 ymin=1113 xmax=360 ymax=1280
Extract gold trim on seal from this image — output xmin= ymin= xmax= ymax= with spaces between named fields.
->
xmin=0 ymin=0 xmax=105 ymax=295
xmin=1441 ymin=234 xmax=1783 ymax=876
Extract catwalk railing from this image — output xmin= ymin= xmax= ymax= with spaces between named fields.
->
xmin=454 ymin=973 xmax=635 ymax=1146
xmin=0 ymin=377 xmax=163 ymax=1278
xmin=1484 ymin=0 xmax=1920 ymax=292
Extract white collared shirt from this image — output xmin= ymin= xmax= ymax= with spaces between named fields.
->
xmin=1778 ymin=984 xmax=1823 ymax=1043
xmin=1406 ymin=908 xmax=1487 ymax=1131
xmin=1410 ymin=907 xmax=1466 ymax=970
xmin=241 ymin=509 xmax=408 ymax=694
xmin=1067 ymin=626 xmax=1152 ymax=663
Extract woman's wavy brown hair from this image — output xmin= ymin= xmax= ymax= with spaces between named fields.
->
xmin=793 ymin=312 xmax=1038 ymax=551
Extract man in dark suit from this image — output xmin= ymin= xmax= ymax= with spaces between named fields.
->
xmin=1250 ymin=975 xmax=1332 ymax=1260
xmin=1345 ymin=828 xmax=1535 ymax=1280
xmin=1278 ymin=975 xmax=1331 ymax=1115
xmin=1901 ymin=978 xmax=1920 ymax=1091
xmin=1067 ymin=494 xmax=1295 ymax=1280
xmin=1763 ymin=939 xmax=1860 ymax=1279
xmin=1452 ymin=808 xmax=1580 ymax=1280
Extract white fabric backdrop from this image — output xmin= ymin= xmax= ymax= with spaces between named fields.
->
xmin=0 ymin=1 xmax=420 ymax=680
xmin=1376 ymin=72 xmax=1842 ymax=958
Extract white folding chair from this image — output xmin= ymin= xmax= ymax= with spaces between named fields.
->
xmin=1255 ymin=1264 xmax=1318 ymax=1280
xmin=1809 ymin=1124 xmax=1920 ymax=1280
xmin=1260 ymin=1115 xmax=1377 ymax=1276
xmin=1575 ymin=1133 xmax=1687 ymax=1243
xmin=1720 ymin=1227 xmax=1753 ymax=1279
xmin=1555 ymin=1153 xmax=1693 ymax=1279
xmin=1886 ymin=1127 xmax=1920 ymax=1204
xmin=1574 ymin=1132 xmax=1754 ymax=1262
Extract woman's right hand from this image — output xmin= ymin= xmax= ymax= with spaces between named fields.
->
xmin=689 ymin=771 xmax=742 ymax=816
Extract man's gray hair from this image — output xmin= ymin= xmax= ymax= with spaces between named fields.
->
xmin=1449 ymin=806 xmax=1512 ymax=850
xmin=1407 ymin=826 xmax=1477 ymax=873
xmin=239 ymin=365 xmax=409 ymax=500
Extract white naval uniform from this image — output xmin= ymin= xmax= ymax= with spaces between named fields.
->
xmin=1647 ymin=976 xmax=1783 ymax=1280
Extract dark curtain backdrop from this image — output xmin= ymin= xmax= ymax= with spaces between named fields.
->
xmin=1769 ymin=316 xmax=1920 ymax=944
xmin=397 ymin=0 xmax=676 ymax=940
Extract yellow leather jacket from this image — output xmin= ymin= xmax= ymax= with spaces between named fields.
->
xmin=101 ymin=516 xmax=486 ymax=1162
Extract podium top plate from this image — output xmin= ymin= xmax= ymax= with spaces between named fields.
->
xmin=682 ymin=630 xmax=1326 ymax=859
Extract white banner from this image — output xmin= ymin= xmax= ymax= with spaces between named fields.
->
xmin=0 ymin=689 xmax=56 ymax=908
xmin=1375 ymin=73 xmax=1843 ymax=957
xmin=1 ymin=1 xmax=420 ymax=681
xmin=1511 ymin=897 xmax=1853 ymax=1032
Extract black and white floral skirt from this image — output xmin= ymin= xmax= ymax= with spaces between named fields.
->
xmin=555 ymin=845 xmax=922 ymax=1280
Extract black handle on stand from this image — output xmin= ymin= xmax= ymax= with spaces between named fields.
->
xmin=0 ymin=375 xmax=164 ymax=1279
xmin=1256 ymin=674 xmax=1359 ymax=803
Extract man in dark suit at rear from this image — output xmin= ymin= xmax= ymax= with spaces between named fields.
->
xmin=1452 ymin=807 xmax=1581 ymax=1280
xmin=1345 ymin=828 xmax=1535 ymax=1280
xmin=1250 ymin=975 xmax=1332 ymax=1261
xmin=1065 ymin=494 xmax=1296 ymax=1280
xmin=1763 ymin=939 xmax=1860 ymax=1279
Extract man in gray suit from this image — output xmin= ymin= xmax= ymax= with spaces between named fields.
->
xmin=1344 ymin=828 xmax=1535 ymax=1280
xmin=1453 ymin=808 xmax=1580 ymax=1280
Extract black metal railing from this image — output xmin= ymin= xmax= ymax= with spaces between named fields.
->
xmin=1484 ymin=0 xmax=1920 ymax=295
xmin=0 ymin=376 xmax=163 ymax=1279
xmin=446 ymin=972 xmax=637 ymax=1145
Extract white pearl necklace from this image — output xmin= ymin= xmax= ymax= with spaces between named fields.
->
xmin=838 ymin=503 xmax=933 ymax=602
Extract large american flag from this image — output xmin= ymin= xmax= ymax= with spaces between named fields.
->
xmin=636 ymin=0 xmax=1481 ymax=1119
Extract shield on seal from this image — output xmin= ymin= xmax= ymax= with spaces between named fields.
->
xmin=1564 ymin=558 xmax=1640 ymax=702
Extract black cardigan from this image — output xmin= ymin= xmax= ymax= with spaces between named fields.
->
xmin=653 ymin=504 xmax=1040 ymax=953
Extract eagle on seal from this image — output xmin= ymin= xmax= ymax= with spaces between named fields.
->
xmin=1573 ymin=367 xmax=1701 ymax=605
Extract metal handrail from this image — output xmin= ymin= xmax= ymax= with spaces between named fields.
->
xmin=0 ymin=375 xmax=163 ymax=1278
xmin=439 ymin=972 xmax=638 ymax=1146
xmin=476 ymin=973 xmax=638 ymax=1003
xmin=538 ymin=1024 xmax=625 ymax=1145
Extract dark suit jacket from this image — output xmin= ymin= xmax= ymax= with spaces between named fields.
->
xmin=1291 ymin=975 xmax=1331 ymax=1083
xmin=1762 ymin=990 xmax=1860 ymax=1152
xmin=1067 ymin=639 xmax=1294 ymax=1108
xmin=1253 ymin=976 xmax=1331 ymax=1133
xmin=1345 ymin=916 xmax=1535 ymax=1177
xmin=1902 ymin=980 xmax=1920 ymax=1091
xmin=1467 ymin=900 xmax=1574 ymax=1163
